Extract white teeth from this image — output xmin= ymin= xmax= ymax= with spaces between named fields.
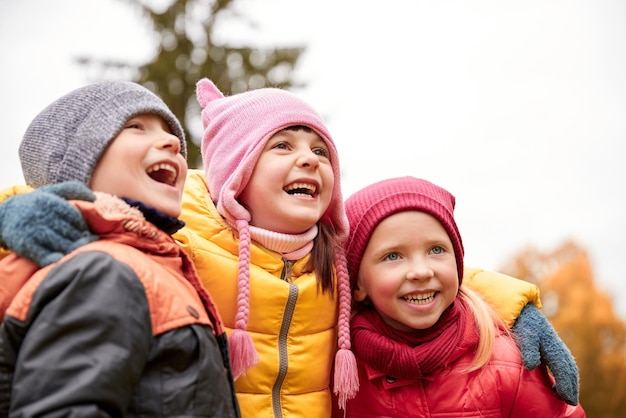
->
xmin=403 ymin=291 xmax=435 ymax=304
xmin=147 ymin=163 xmax=176 ymax=175
xmin=285 ymin=182 xmax=317 ymax=195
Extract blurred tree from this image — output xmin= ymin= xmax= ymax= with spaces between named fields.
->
xmin=502 ymin=240 xmax=626 ymax=417
xmin=75 ymin=0 xmax=304 ymax=168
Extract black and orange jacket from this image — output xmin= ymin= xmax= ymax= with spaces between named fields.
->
xmin=0 ymin=194 xmax=241 ymax=417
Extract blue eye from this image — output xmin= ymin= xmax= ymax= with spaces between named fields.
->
xmin=431 ymin=246 xmax=444 ymax=255
xmin=384 ymin=252 xmax=400 ymax=261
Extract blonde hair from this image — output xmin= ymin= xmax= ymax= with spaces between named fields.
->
xmin=458 ymin=285 xmax=510 ymax=372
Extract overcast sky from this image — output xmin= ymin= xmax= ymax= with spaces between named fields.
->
xmin=1 ymin=0 xmax=625 ymax=318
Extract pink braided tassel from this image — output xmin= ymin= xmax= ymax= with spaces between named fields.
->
xmin=227 ymin=220 xmax=260 ymax=380
xmin=333 ymin=250 xmax=359 ymax=410
xmin=333 ymin=347 xmax=359 ymax=411
xmin=229 ymin=328 xmax=259 ymax=380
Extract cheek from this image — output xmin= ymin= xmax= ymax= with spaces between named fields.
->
xmin=354 ymin=266 xmax=390 ymax=302
xmin=326 ymin=167 xmax=335 ymax=192
xmin=441 ymin=262 xmax=460 ymax=289
xmin=177 ymin=156 xmax=188 ymax=178
xmin=321 ymin=170 xmax=335 ymax=209
xmin=372 ymin=280 xmax=396 ymax=298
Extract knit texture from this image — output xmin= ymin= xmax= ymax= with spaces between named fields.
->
xmin=195 ymin=78 xmax=357 ymax=405
xmin=19 ymin=80 xmax=186 ymax=188
xmin=351 ymin=298 xmax=477 ymax=379
xmin=344 ymin=176 xmax=464 ymax=286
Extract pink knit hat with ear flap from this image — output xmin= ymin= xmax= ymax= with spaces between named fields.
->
xmin=195 ymin=78 xmax=358 ymax=407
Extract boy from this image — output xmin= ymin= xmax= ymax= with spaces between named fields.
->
xmin=0 ymin=80 xmax=240 ymax=417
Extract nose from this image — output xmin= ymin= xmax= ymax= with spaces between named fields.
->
xmin=405 ymin=258 xmax=433 ymax=281
xmin=158 ymin=132 xmax=182 ymax=155
xmin=296 ymin=147 xmax=319 ymax=168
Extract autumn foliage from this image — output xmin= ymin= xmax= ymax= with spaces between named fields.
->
xmin=502 ymin=240 xmax=626 ymax=417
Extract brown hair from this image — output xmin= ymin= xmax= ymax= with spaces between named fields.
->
xmin=306 ymin=222 xmax=339 ymax=295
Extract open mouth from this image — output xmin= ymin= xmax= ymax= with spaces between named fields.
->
xmin=284 ymin=182 xmax=318 ymax=197
xmin=146 ymin=163 xmax=178 ymax=186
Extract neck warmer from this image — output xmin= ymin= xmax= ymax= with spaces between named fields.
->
xmin=249 ymin=224 xmax=318 ymax=260
xmin=121 ymin=197 xmax=185 ymax=235
xmin=351 ymin=297 xmax=478 ymax=379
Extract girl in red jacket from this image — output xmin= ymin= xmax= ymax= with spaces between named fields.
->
xmin=336 ymin=176 xmax=585 ymax=417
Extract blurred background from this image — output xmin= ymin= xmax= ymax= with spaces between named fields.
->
xmin=1 ymin=0 xmax=625 ymax=414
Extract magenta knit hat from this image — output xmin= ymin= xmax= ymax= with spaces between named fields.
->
xmin=344 ymin=176 xmax=464 ymax=287
xmin=195 ymin=78 xmax=357 ymax=406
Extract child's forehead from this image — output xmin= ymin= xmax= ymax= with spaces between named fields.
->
xmin=126 ymin=112 xmax=184 ymax=140
xmin=270 ymin=125 xmax=326 ymax=141
xmin=128 ymin=112 xmax=168 ymax=124
xmin=380 ymin=210 xmax=442 ymax=226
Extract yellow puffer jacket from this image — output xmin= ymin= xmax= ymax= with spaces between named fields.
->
xmin=0 ymin=185 xmax=32 ymax=201
xmin=174 ymin=170 xmax=339 ymax=418
xmin=174 ymin=170 xmax=542 ymax=418
xmin=463 ymin=266 xmax=541 ymax=328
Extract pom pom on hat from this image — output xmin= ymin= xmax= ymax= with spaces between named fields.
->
xmin=344 ymin=176 xmax=464 ymax=287
xmin=195 ymin=78 xmax=358 ymax=404
xmin=19 ymin=80 xmax=185 ymax=188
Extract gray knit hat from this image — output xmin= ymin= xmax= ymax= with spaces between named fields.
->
xmin=19 ymin=80 xmax=186 ymax=188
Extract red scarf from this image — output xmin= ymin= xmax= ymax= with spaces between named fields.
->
xmin=351 ymin=298 xmax=479 ymax=379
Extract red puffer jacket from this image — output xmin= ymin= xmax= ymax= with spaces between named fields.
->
xmin=333 ymin=332 xmax=585 ymax=417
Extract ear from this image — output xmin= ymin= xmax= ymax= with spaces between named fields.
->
xmin=353 ymin=278 xmax=368 ymax=302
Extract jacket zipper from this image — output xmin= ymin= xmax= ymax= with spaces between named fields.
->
xmin=272 ymin=258 xmax=298 ymax=418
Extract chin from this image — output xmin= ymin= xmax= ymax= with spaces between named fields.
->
xmin=147 ymin=200 xmax=181 ymax=218
xmin=162 ymin=207 xmax=182 ymax=218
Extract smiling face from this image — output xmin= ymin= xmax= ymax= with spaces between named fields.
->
xmin=354 ymin=210 xmax=459 ymax=332
xmin=238 ymin=126 xmax=334 ymax=234
xmin=89 ymin=113 xmax=187 ymax=217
